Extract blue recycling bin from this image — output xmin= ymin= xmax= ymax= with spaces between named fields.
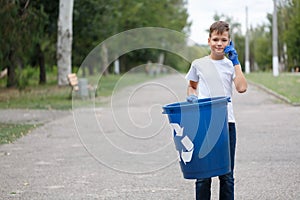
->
xmin=162 ymin=96 xmax=231 ymax=179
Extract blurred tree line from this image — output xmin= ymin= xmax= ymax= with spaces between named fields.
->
xmin=248 ymin=0 xmax=300 ymax=72
xmin=1 ymin=0 xmax=299 ymax=88
xmin=215 ymin=0 xmax=300 ymax=72
xmin=0 ymin=0 xmax=190 ymax=88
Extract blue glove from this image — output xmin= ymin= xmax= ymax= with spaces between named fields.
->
xmin=224 ymin=41 xmax=240 ymax=66
xmin=186 ymin=94 xmax=198 ymax=103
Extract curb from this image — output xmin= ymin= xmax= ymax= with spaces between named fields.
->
xmin=248 ymin=80 xmax=300 ymax=106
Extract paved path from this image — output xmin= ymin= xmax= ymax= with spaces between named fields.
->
xmin=0 ymin=109 xmax=70 ymax=125
xmin=0 ymin=74 xmax=299 ymax=200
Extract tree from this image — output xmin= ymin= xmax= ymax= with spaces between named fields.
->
xmin=0 ymin=0 xmax=48 ymax=88
xmin=0 ymin=1 xmax=18 ymax=87
xmin=283 ymin=0 xmax=300 ymax=69
xmin=72 ymin=0 xmax=115 ymax=75
xmin=72 ymin=0 xmax=190 ymax=74
xmin=57 ymin=0 xmax=74 ymax=86
xmin=248 ymin=24 xmax=272 ymax=71
xmin=30 ymin=0 xmax=59 ymax=84
xmin=0 ymin=0 xmax=191 ymax=87
xmin=111 ymin=0 xmax=190 ymax=72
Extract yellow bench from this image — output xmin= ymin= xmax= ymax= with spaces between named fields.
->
xmin=67 ymin=73 xmax=79 ymax=91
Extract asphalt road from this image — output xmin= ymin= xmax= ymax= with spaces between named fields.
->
xmin=0 ymin=74 xmax=299 ymax=200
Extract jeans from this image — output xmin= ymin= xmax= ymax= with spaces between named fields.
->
xmin=195 ymin=123 xmax=236 ymax=200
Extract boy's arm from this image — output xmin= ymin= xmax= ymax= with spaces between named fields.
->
xmin=233 ymin=64 xmax=247 ymax=93
xmin=224 ymin=41 xmax=247 ymax=93
xmin=187 ymin=80 xmax=198 ymax=96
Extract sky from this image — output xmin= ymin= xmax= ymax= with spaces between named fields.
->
xmin=187 ymin=0 xmax=274 ymax=45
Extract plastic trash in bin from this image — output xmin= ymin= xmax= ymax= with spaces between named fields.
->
xmin=162 ymin=96 xmax=231 ymax=179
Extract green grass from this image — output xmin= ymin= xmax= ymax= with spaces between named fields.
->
xmin=0 ymin=123 xmax=38 ymax=144
xmin=246 ymin=72 xmax=300 ymax=104
xmin=0 ymin=85 xmax=73 ymax=110
xmin=0 ymin=73 xmax=155 ymax=110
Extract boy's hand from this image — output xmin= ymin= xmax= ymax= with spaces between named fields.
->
xmin=186 ymin=94 xmax=198 ymax=103
xmin=224 ymin=41 xmax=240 ymax=66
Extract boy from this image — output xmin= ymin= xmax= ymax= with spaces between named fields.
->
xmin=185 ymin=21 xmax=247 ymax=200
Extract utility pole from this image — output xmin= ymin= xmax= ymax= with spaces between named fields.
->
xmin=272 ymin=0 xmax=279 ymax=77
xmin=245 ymin=6 xmax=250 ymax=74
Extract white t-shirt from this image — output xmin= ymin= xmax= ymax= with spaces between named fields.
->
xmin=185 ymin=56 xmax=236 ymax=122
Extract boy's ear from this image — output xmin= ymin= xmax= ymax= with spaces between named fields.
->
xmin=226 ymin=39 xmax=231 ymax=47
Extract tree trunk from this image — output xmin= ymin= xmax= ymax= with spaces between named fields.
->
xmin=119 ymin=55 xmax=127 ymax=73
xmin=57 ymin=0 xmax=74 ymax=86
xmin=114 ymin=58 xmax=120 ymax=75
xmin=101 ymin=44 xmax=109 ymax=76
xmin=37 ymin=44 xmax=46 ymax=84
xmin=7 ymin=50 xmax=17 ymax=88
xmin=88 ymin=65 xmax=93 ymax=76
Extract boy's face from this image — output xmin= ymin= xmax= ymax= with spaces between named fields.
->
xmin=208 ymin=30 xmax=230 ymax=59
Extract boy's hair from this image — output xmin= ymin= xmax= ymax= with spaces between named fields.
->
xmin=209 ymin=21 xmax=230 ymax=38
